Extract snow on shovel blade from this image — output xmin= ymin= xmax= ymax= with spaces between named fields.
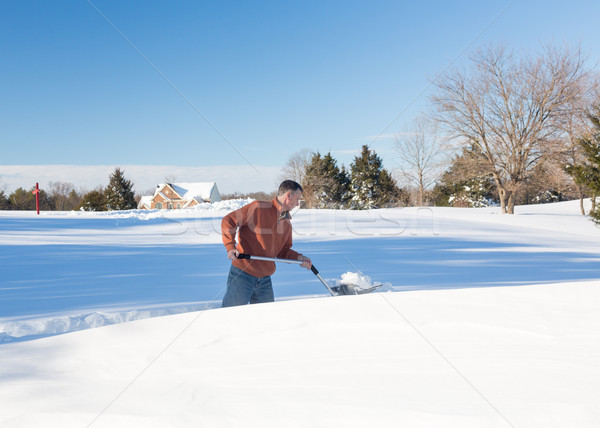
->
xmin=329 ymin=271 xmax=384 ymax=295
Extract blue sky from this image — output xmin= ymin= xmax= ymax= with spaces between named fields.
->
xmin=1 ymin=0 xmax=599 ymax=193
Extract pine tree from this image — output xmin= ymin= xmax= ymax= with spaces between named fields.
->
xmin=302 ymin=152 xmax=324 ymax=208
xmin=8 ymin=187 xmax=50 ymax=210
xmin=79 ymin=190 xmax=107 ymax=211
xmin=303 ymin=152 xmax=350 ymax=208
xmin=65 ymin=189 xmax=82 ymax=211
xmin=104 ymin=168 xmax=136 ymax=210
xmin=349 ymin=145 xmax=404 ymax=209
xmin=0 ymin=190 xmax=9 ymax=210
xmin=9 ymin=187 xmax=36 ymax=210
xmin=329 ymin=159 xmax=351 ymax=208
xmin=566 ymin=112 xmax=600 ymax=224
xmin=431 ymin=144 xmax=497 ymax=207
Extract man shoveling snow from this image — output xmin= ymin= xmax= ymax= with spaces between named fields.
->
xmin=220 ymin=180 xmax=313 ymax=307
xmin=220 ymin=179 xmax=386 ymax=303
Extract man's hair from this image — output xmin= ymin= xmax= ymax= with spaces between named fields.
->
xmin=278 ymin=180 xmax=303 ymax=196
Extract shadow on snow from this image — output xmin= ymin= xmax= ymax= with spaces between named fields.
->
xmin=2 ymin=235 xmax=599 ymax=343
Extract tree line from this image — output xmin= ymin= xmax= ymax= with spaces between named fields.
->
xmin=279 ymin=43 xmax=600 ymax=223
xmin=282 ymin=145 xmax=407 ymax=209
xmin=0 ymin=168 xmax=137 ymax=211
xmin=3 ymin=43 xmax=599 ymax=222
xmin=393 ymin=43 xmax=600 ymax=222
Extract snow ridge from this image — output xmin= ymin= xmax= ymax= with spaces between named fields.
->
xmin=1 ymin=270 xmax=383 ymax=343
xmin=1 ymin=303 xmax=221 ymax=343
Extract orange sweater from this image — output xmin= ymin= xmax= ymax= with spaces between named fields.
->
xmin=221 ymin=198 xmax=301 ymax=278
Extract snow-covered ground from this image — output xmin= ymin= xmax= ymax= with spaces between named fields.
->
xmin=1 ymin=200 xmax=600 ymax=427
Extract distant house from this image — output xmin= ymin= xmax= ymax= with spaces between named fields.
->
xmin=138 ymin=182 xmax=221 ymax=210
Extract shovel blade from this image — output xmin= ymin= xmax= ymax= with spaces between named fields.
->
xmin=333 ymin=283 xmax=382 ymax=295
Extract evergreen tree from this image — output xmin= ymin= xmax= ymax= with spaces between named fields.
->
xmin=8 ymin=186 xmax=50 ymax=210
xmin=79 ymin=190 xmax=107 ymax=211
xmin=303 ymin=152 xmax=350 ymax=208
xmin=523 ymin=162 xmax=573 ymax=205
xmin=431 ymin=145 xmax=497 ymax=207
xmin=335 ymin=164 xmax=352 ymax=207
xmin=9 ymin=187 xmax=36 ymax=210
xmin=566 ymin=112 xmax=600 ymax=224
xmin=104 ymin=168 xmax=136 ymax=210
xmin=301 ymin=152 xmax=324 ymax=208
xmin=0 ymin=190 xmax=10 ymax=210
xmin=349 ymin=145 xmax=404 ymax=209
xmin=67 ymin=189 xmax=83 ymax=211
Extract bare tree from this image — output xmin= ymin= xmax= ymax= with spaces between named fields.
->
xmin=279 ymin=148 xmax=313 ymax=185
xmin=395 ymin=116 xmax=448 ymax=206
xmin=431 ymin=44 xmax=590 ymax=214
xmin=49 ymin=181 xmax=75 ymax=211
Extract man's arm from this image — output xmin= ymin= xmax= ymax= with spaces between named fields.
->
xmin=221 ymin=212 xmax=238 ymax=252
xmin=277 ymin=227 xmax=312 ymax=269
xmin=221 ymin=205 xmax=251 ymax=259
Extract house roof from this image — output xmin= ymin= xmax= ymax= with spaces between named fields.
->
xmin=155 ymin=182 xmax=219 ymax=202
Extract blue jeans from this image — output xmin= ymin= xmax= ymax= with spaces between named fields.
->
xmin=222 ymin=265 xmax=274 ymax=307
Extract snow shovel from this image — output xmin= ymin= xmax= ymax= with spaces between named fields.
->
xmin=237 ymin=254 xmax=382 ymax=296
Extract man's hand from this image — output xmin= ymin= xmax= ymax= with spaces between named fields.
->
xmin=227 ymin=249 xmax=240 ymax=260
xmin=298 ymin=255 xmax=312 ymax=269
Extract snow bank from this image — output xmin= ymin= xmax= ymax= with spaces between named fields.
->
xmin=0 ymin=303 xmax=220 ymax=344
xmin=80 ymin=198 xmax=254 ymax=220
xmin=1 ymin=281 xmax=599 ymax=427
xmin=0 ymin=198 xmax=254 ymax=221
xmin=1 ymin=271 xmax=392 ymax=343
xmin=0 ymin=271 xmax=393 ymax=342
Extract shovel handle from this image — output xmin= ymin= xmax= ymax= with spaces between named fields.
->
xmin=237 ymin=253 xmax=333 ymax=296
xmin=237 ymin=253 xmax=302 ymax=265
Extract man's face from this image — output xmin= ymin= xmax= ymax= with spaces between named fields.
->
xmin=281 ymin=190 xmax=302 ymax=211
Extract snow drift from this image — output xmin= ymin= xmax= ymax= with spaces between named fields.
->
xmin=1 ymin=282 xmax=599 ymax=427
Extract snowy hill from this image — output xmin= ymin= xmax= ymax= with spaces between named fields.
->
xmin=1 ymin=200 xmax=600 ymax=426
xmin=1 ymin=282 xmax=599 ymax=427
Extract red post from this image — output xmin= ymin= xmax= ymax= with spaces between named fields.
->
xmin=32 ymin=182 xmax=40 ymax=215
